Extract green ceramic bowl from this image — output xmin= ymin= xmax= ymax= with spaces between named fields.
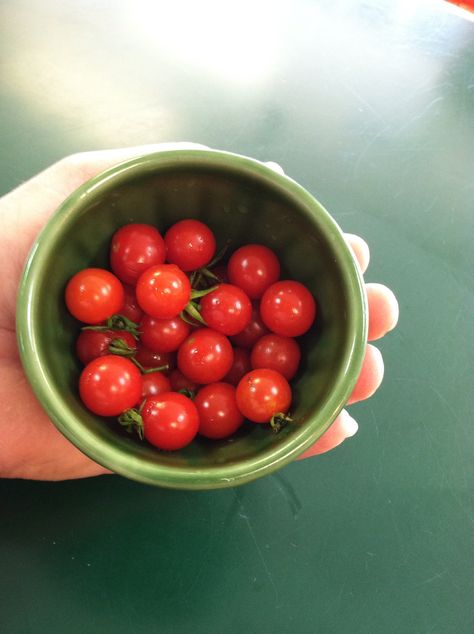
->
xmin=17 ymin=149 xmax=367 ymax=489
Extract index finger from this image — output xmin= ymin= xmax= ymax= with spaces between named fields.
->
xmin=344 ymin=233 xmax=370 ymax=274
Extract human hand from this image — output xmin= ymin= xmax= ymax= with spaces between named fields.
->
xmin=0 ymin=145 xmax=398 ymax=480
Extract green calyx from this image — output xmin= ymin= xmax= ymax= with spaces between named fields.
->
xmin=82 ymin=314 xmax=141 ymax=339
xmin=118 ymin=408 xmax=144 ymax=440
xmin=270 ymin=412 xmax=293 ymax=433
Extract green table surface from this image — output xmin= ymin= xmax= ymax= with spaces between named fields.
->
xmin=1 ymin=1 xmax=473 ymax=632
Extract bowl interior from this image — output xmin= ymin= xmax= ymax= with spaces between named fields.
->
xmin=18 ymin=151 xmax=366 ymax=488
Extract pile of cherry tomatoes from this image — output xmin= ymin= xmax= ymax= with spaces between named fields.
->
xmin=65 ymin=220 xmax=316 ymax=451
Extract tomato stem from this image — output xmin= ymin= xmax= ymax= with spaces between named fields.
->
xmin=189 ymin=242 xmax=230 ymax=289
xmin=183 ymin=301 xmax=207 ymax=326
xmin=108 ymin=338 xmax=136 ymax=357
xmin=199 ymin=267 xmax=219 ymax=282
xmin=206 ymin=242 xmax=230 ymax=269
xmin=130 ymin=357 xmax=168 ymax=374
xmin=270 ymin=412 xmax=293 ymax=433
xmin=190 ymin=285 xmax=219 ymax=300
xmin=178 ymin=388 xmax=196 ymax=399
xmin=82 ymin=314 xmax=141 ymax=339
xmin=118 ymin=408 xmax=144 ymax=440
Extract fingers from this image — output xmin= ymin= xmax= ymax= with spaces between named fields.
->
xmin=347 ymin=343 xmax=384 ymax=405
xmin=345 ymin=233 xmax=370 ymax=274
xmin=297 ymin=409 xmax=358 ymax=459
xmin=0 ymin=361 xmax=112 ymax=481
xmin=366 ymin=283 xmax=399 ymax=341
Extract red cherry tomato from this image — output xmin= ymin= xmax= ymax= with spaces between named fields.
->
xmin=260 ymin=280 xmax=316 ymax=337
xmin=120 ymin=285 xmax=144 ymax=323
xmin=110 ymin=223 xmax=166 ymax=285
xmin=250 ymin=334 xmax=301 ymax=380
xmin=164 ymin=219 xmax=216 ymax=271
xmin=169 ymin=369 xmax=200 ymax=393
xmin=141 ymin=393 xmax=199 ymax=450
xmin=177 ymin=328 xmax=234 ymax=384
xmin=223 ymin=347 xmax=252 ymax=386
xmin=230 ymin=303 xmax=269 ymax=348
xmin=140 ymin=315 xmax=190 ymax=353
xmin=76 ymin=329 xmax=137 ymax=365
xmin=65 ymin=268 xmax=124 ymax=324
xmin=236 ymin=369 xmax=291 ymax=423
xmin=135 ymin=344 xmax=174 ymax=371
xmin=200 ymin=284 xmax=252 ymax=336
xmin=141 ymin=371 xmax=171 ymax=400
xmin=136 ymin=264 xmax=191 ymax=319
xmin=79 ymin=355 xmax=142 ymax=416
xmin=228 ymin=244 xmax=280 ymax=299
xmin=195 ymin=383 xmax=244 ymax=439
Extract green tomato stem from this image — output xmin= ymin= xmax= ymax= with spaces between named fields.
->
xmin=118 ymin=408 xmax=144 ymax=440
xmin=108 ymin=338 xmax=136 ymax=357
xmin=130 ymin=357 xmax=168 ymax=374
xmin=270 ymin=412 xmax=293 ymax=433
xmin=82 ymin=314 xmax=141 ymax=339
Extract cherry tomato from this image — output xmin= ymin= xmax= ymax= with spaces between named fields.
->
xmin=79 ymin=355 xmax=142 ymax=416
xmin=65 ymin=268 xmax=124 ymax=324
xmin=142 ymin=392 xmax=199 ymax=450
xmin=169 ymin=369 xmax=200 ymax=393
xmin=141 ymin=371 xmax=171 ymax=400
xmin=250 ymin=334 xmax=301 ymax=380
xmin=177 ymin=328 xmax=234 ymax=384
xmin=236 ymin=369 xmax=291 ymax=423
xmin=140 ymin=315 xmax=190 ymax=353
xmin=200 ymin=284 xmax=252 ymax=336
xmin=136 ymin=264 xmax=191 ymax=319
xmin=223 ymin=347 xmax=251 ymax=386
xmin=120 ymin=285 xmax=144 ymax=323
xmin=230 ymin=303 xmax=269 ymax=348
xmin=228 ymin=244 xmax=280 ymax=299
xmin=135 ymin=344 xmax=174 ymax=371
xmin=164 ymin=219 xmax=216 ymax=271
xmin=110 ymin=223 xmax=166 ymax=285
xmin=195 ymin=383 xmax=244 ymax=439
xmin=260 ymin=280 xmax=316 ymax=337
xmin=76 ymin=329 xmax=137 ymax=365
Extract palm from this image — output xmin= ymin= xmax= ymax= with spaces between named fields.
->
xmin=0 ymin=146 xmax=398 ymax=480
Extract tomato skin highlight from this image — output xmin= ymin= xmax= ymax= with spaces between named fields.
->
xmin=236 ymin=369 xmax=291 ymax=423
xmin=228 ymin=244 xmax=280 ymax=299
xmin=136 ymin=264 xmax=191 ymax=319
xmin=66 ymin=268 xmax=124 ymax=324
xmin=164 ymin=219 xmax=216 ymax=271
xmin=110 ymin=223 xmax=166 ymax=285
xmin=250 ymin=334 xmax=301 ymax=381
xmin=200 ymin=284 xmax=252 ymax=336
xmin=142 ymin=392 xmax=199 ymax=450
xmin=79 ymin=355 xmax=142 ymax=416
xmin=177 ymin=328 xmax=234 ymax=385
xmin=260 ymin=280 xmax=316 ymax=337
xmin=195 ymin=383 xmax=244 ymax=439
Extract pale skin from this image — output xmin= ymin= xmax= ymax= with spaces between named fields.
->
xmin=0 ymin=144 xmax=399 ymax=480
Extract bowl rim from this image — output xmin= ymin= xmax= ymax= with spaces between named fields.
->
xmin=16 ymin=148 xmax=367 ymax=489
